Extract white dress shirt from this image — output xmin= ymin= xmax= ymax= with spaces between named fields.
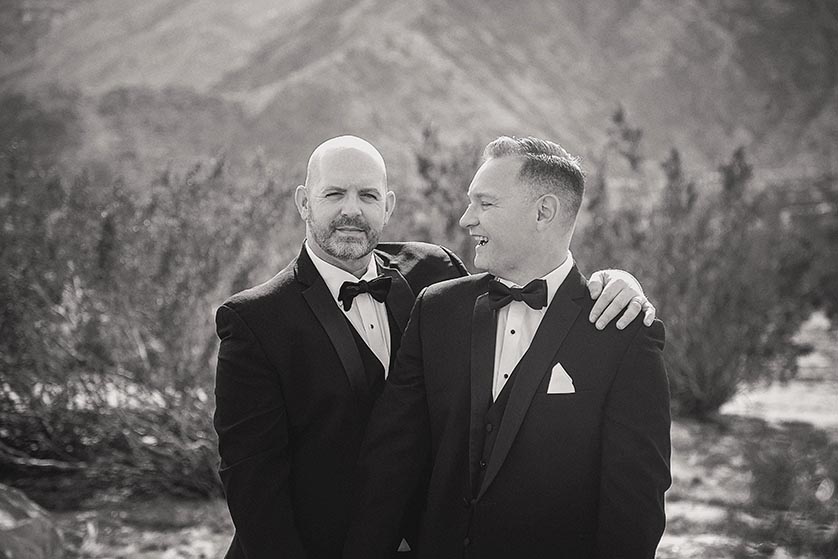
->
xmin=305 ymin=242 xmax=392 ymax=376
xmin=492 ymin=252 xmax=574 ymax=400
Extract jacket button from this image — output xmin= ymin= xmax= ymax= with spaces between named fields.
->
xmin=464 ymin=537 xmax=471 ymax=547
xmin=462 ymin=497 xmax=470 ymax=508
xmin=479 ymin=460 xmax=487 ymax=469
xmin=485 ymin=423 xmax=493 ymax=432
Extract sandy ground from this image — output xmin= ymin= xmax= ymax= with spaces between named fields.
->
xmin=52 ymin=313 xmax=838 ymax=559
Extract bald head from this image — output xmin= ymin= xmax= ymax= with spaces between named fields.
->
xmin=295 ymin=135 xmax=396 ymax=276
xmin=305 ymin=135 xmax=387 ymax=190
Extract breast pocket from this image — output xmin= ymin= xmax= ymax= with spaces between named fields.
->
xmin=527 ymin=389 xmax=603 ymax=443
xmin=517 ymin=389 xmax=604 ymax=486
xmin=531 ymin=388 xmax=599 ymax=406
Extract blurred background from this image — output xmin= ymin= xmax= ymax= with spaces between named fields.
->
xmin=1 ymin=0 xmax=836 ymax=557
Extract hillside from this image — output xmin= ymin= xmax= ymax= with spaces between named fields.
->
xmin=1 ymin=0 xmax=836 ymax=183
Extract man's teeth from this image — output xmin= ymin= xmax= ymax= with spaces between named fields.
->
xmin=476 ymin=236 xmax=488 ymax=246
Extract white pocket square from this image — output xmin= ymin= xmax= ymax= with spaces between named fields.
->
xmin=547 ymin=362 xmax=575 ymax=394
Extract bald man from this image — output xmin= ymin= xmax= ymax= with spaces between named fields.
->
xmin=213 ymin=136 xmax=654 ymax=559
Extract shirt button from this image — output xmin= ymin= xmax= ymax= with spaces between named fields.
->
xmin=510 ymin=329 xmax=515 ymax=335
xmin=503 ymin=374 xmax=509 ymax=379
xmin=370 ymin=324 xmax=374 ymax=329
xmin=485 ymin=423 xmax=493 ymax=432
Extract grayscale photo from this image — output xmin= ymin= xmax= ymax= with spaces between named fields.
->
xmin=1 ymin=1 xmax=836 ymax=558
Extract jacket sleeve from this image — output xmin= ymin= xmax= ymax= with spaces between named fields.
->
xmin=343 ymin=291 xmax=433 ymax=559
xmin=213 ymin=303 xmax=306 ymax=559
xmin=595 ymin=320 xmax=672 ymax=559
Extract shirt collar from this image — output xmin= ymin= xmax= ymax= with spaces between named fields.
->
xmin=304 ymin=240 xmax=380 ymax=305
xmin=496 ymin=251 xmax=574 ymax=308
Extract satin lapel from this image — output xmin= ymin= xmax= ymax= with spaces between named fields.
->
xmin=477 ymin=271 xmax=583 ymax=499
xmin=375 ymin=253 xmax=415 ymax=335
xmin=296 ymin=247 xmax=370 ymax=410
xmin=469 ymin=292 xmax=496 ymax=497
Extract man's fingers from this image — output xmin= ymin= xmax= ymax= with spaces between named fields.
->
xmin=588 ymin=270 xmax=656 ymax=330
xmin=615 ymin=297 xmax=645 ymax=330
xmin=592 ymin=282 xmax=632 ymax=329
xmin=589 ymin=278 xmax=626 ymax=322
xmin=587 ymin=277 xmax=604 ymax=299
xmin=587 ymin=269 xmax=610 ymax=299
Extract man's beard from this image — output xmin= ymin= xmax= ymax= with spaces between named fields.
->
xmin=308 ymin=215 xmax=380 ymax=261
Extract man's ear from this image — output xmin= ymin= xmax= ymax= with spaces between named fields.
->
xmin=383 ymin=190 xmax=396 ymax=225
xmin=535 ymin=193 xmax=560 ymax=231
xmin=294 ymin=185 xmax=309 ymax=219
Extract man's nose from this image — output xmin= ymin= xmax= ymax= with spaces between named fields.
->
xmin=341 ymin=194 xmax=362 ymax=216
xmin=459 ymin=204 xmax=476 ymax=229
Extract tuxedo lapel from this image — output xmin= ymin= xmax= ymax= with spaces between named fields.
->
xmin=375 ymin=252 xmax=414 ymax=335
xmin=295 ymin=246 xmax=371 ymax=410
xmin=469 ymin=288 xmax=496 ymax=497
xmin=477 ymin=267 xmax=587 ymax=499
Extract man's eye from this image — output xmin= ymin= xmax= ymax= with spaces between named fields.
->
xmin=325 ymin=192 xmax=341 ymax=198
xmin=361 ymin=193 xmax=378 ymax=200
xmin=480 ymin=201 xmax=492 ymax=208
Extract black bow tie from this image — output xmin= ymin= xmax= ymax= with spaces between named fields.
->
xmin=487 ymin=278 xmax=548 ymax=310
xmin=338 ymin=276 xmax=392 ymax=311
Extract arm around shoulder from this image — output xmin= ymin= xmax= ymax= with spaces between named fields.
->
xmin=438 ymin=244 xmax=470 ymax=278
xmin=214 ymin=303 xmax=306 ymax=558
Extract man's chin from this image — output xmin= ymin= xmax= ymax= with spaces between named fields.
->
xmin=473 ymin=254 xmax=490 ymax=273
xmin=473 ymin=258 xmax=504 ymax=278
xmin=324 ymin=239 xmax=375 ymax=261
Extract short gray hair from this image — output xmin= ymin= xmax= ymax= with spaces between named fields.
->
xmin=483 ymin=136 xmax=585 ymax=217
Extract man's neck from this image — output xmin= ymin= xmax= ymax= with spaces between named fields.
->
xmin=501 ymin=250 xmax=569 ymax=286
xmin=306 ymin=240 xmax=372 ymax=279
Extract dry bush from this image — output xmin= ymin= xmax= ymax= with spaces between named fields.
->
xmin=573 ymin=111 xmax=834 ymax=418
xmin=738 ymin=422 xmax=838 ymax=557
xmin=1 ymin=141 xmax=301 ymax=503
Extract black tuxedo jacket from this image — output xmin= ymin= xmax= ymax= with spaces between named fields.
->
xmin=344 ymin=267 xmax=671 ymax=559
xmin=213 ymin=242 xmax=467 ymax=559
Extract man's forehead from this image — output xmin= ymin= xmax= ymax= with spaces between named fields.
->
xmin=318 ymin=145 xmax=381 ymax=167
xmin=468 ymin=157 xmax=523 ymax=195
xmin=311 ymin=146 xmax=386 ymax=189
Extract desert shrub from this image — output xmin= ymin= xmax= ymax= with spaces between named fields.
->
xmin=573 ymin=111 xmax=833 ymax=418
xmin=639 ymin=153 xmax=813 ymax=416
xmin=782 ymin=175 xmax=838 ymax=320
xmin=740 ymin=422 xmax=838 ymax=557
xmin=1 ymin=141 xmax=301 ymax=502
xmin=393 ymin=124 xmax=482 ymax=269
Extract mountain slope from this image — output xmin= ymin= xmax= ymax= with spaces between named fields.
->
xmin=2 ymin=0 xmax=836 ymax=181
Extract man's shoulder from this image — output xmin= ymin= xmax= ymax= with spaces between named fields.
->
xmin=220 ymin=260 xmax=298 ymax=313
xmin=376 ymin=241 xmax=469 ymax=290
xmin=629 ymin=318 xmax=666 ymax=351
xmin=572 ymin=293 xmax=665 ymax=353
xmin=376 ymin=240 xmax=455 ymax=260
xmin=422 ymin=272 xmax=490 ymax=301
